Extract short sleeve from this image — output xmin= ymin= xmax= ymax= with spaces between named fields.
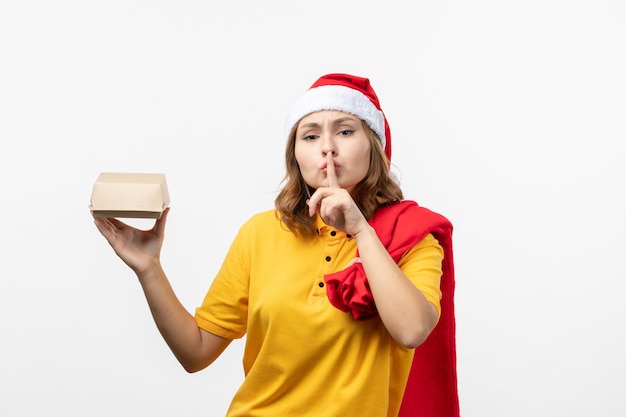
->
xmin=397 ymin=233 xmax=444 ymax=318
xmin=194 ymin=221 xmax=253 ymax=339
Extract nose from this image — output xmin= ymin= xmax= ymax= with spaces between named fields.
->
xmin=320 ymin=134 xmax=337 ymax=156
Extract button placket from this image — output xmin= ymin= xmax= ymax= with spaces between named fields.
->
xmin=317 ymin=228 xmax=342 ymax=294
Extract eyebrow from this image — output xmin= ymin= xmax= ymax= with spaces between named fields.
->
xmin=298 ymin=116 xmax=360 ymax=130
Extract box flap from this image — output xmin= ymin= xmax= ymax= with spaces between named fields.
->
xmin=90 ymin=172 xmax=170 ymax=218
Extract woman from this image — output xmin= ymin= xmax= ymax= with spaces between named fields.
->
xmin=93 ymin=73 xmax=459 ymax=417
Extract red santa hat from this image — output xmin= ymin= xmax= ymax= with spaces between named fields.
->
xmin=285 ymin=73 xmax=392 ymax=161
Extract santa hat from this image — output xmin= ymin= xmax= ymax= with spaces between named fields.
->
xmin=285 ymin=73 xmax=392 ymax=161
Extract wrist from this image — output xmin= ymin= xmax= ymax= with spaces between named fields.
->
xmin=136 ymin=260 xmax=164 ymax=285
xmin=353 ymin=223 xmax=377 ymax=242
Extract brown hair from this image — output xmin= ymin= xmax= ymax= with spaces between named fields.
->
xmin=274 ymin=120 xmax=403 ymax=238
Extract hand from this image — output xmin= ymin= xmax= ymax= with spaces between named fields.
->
xmin=93 ymin=208 xmax=170 ymax=276
xmin=307 ymin=154 xmax=369 ymax=236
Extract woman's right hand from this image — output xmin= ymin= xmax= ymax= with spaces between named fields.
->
xmin=93 ymin=208 xmax=170 ymax=277
xmin=93 ymin=207 xmax=231 ymax=372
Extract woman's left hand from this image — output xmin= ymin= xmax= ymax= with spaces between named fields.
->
xmin=307 ymin=154 xmax=369 ymax=236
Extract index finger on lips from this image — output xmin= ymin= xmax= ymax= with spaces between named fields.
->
xmin=326 ymin=153 xmax=339 ymax=188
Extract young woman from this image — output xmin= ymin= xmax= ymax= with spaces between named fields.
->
xmin=93 ymin=73 xmax=459 ymax=417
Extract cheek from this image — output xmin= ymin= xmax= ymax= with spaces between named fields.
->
xmin=355 ymin=160 xmax=370 ymax=180
xmin=294 ymin=149 xmax=304 ymax=170
xmin=352 ymin=146 xmax=371 ymax=175
xmin=294 ymin=143 xmax=313 ymax=170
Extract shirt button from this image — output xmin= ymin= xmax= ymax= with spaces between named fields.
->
xmin=325 ymin=256 xmax=331 ymax=262
xmin=318 ymin=282 xmax=325 ymax=288
xmin=347 ymin=234 xmax=352 ymax=239
xmin=330 ymin=231 xmax=337 ymax=236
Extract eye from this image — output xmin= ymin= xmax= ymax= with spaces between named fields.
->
xmin=301 ymin=134 xmax=318 ymax=141
xmin=338 ymin=129 xmax=354 ymax=136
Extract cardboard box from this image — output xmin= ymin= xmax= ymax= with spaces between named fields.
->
xmin=90 ymin=172 xmax=170 ymax=219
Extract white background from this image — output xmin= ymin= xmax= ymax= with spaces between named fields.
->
xmin=1 ymin=1 xmax=625 ymax=416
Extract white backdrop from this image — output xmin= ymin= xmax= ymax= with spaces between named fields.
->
xmin=1 ymin=1 xmax=625 ymax=416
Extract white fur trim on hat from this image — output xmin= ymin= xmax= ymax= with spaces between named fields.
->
xmin=285 ymin=84 xmax=387 ymax=150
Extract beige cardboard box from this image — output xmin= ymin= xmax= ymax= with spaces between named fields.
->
xmin=90 ymin=172 xmax=170 ymax=219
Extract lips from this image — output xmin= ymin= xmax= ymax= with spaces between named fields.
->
xmin=321 ymin=163 xmax=340 ymax=173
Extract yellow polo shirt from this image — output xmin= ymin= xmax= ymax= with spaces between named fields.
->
xmin=194 ymin=209 xmax=443 ymax=417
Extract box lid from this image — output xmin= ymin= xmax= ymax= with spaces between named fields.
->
xmin=90 ymin=172 xmax=170 ymax=218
